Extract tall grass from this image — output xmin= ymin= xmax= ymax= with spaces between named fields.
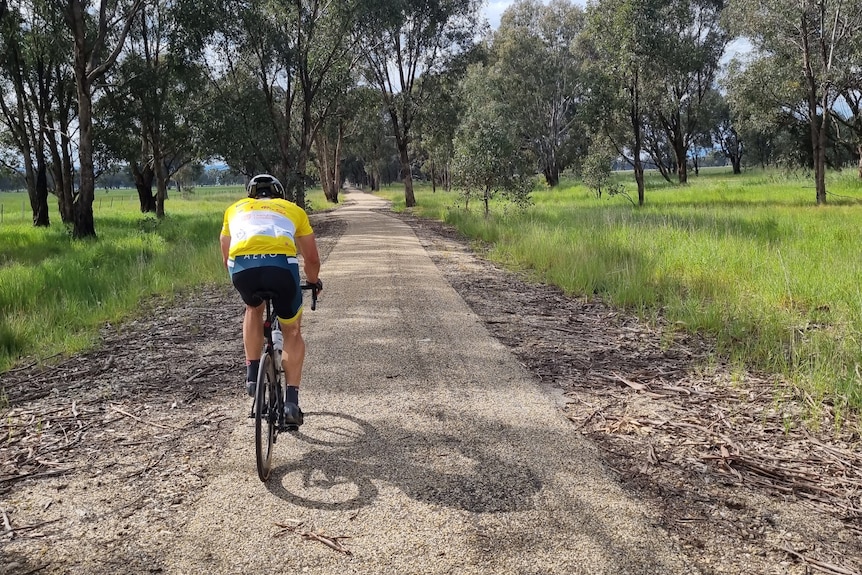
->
xmin=0 ymin=185 xmax=327 ymax=373
xmin=376 ymin=169 xmax=862 ymax=412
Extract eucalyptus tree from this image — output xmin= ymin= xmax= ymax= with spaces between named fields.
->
xmin=356 ymin=0 xmax=482 ymax=207
xmin=1 ymin=0 xmax=81 ymax=225
xmin=0 ymin=3 xmax=46 ymax=224
xmin=51 ymin=0 xmax=144 ymax=237
xmin=646 ymin=0 xmax=728 ymax=184
xmin=728 ymin=0 xmax=862 ymax=204
xmin=339 ymin=87 xmax=396 ymax=191
xmin=412 ymin=74 xmax=459 ymax=193
xmin=583 ymin=0 xmax=666 ymax=205
xmin=314 ymin=82 xmax=385 ymax=203
xmin=452 ymin=64 xmax=534 ymax=217
xmin=208 ymin=0 xmax=361 ymax=208
xmin=490 ymin=0 xmax=587 ymax=187
xmin=204 ymin=67 xmax=281 ymax=176
xmin=413 ymin=44 xmax=486 ymax=194
xmin=709 ymin=89 xmax=744 ymax=174
xmin=0 ymin=0 xmax=76 ymax=226
xmin=98 ymin=0 xmax=210 ymax=217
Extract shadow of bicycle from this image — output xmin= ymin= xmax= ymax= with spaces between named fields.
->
xmin=265 ymin=411 xmax=542 ymax=513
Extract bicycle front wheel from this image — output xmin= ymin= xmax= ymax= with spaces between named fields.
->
xmin=254 ymin=352 xmax=278 ymax=481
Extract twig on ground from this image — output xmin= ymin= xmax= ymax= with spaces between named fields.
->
xmin=273 ymin=522 xmax=353 ymax=556
xmin=2 ymin=506 xmax=14 ymax=538
xmin=303 ymin=530 xmax=353 ymax=556
xmin=185 ymin=365 xmax=215 ymax=383
xmin=110 ymin=405 xmax=177 ymax=431
xmin=780 ymin=544 xmax=861 ymax=575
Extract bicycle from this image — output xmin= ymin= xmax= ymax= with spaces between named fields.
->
xmin=253 ymin=282 xmax=320 ymax=482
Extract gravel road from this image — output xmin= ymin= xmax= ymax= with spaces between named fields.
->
xmin=160 ymin=191 xmax=697 ymax=574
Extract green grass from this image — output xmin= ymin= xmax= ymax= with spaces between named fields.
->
xmin=377 ymin=168 xmax=862 ymax=417
xmin=0 ymin=185 xmax=328 ymax=374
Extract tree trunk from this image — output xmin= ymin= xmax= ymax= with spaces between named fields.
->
xmin=732 ymin=156 xmax=742 ymax=175
xmin=543 ymin=164 xmax=560 ymax=187
xmin=814 ymin=112 xmax=828 ymax=205
xmin=483 ymin=185 xmax=490 ymax=217
xmin=58 ymin=141 xmax=74 ymax=223
xmin=397 ymin=141 xmax=416 ymax=207
xmin=674 ymin=121 xmax=688 ymax=184
xmin=371 ymin=166 xmax=380 ymax=191
xmin=431 ymin=159 xmax=436 ymax=194
xmin=630 ymin=74 xmax=645 ymax=206
xmin=32 ymin=159 xmax=50 ymax=227
xmin=857 ymin=144 xmax=862 ymax=179
xmin=57 ymin=94 xmax=75 ymax=223
xmin=72 ymin=84 xmax=96 ymax=238
xmin=132 ymin=163 xmax=156 ymax=212
xmin=332 ymin=123 xmax=343 ymax=204
xmin=154 ymin=157 xmax=168 ymax=218
xmin=806 ymin=89 xmax=828 ymax=205
xmin=45 ymin=111 xmax=71 ymax=223
xmin=315 ymin=132 xmax=333 ymax=201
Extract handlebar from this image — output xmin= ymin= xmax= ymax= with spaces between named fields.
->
xmin=301 ymin=282 xmax=321 ymax=311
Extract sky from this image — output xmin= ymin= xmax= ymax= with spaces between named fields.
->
xmin=482 ymin=1 xmax=515 ymax=29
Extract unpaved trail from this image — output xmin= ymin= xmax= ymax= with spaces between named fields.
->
xmin=162 ymin=191 xmax=694 ymax=574
xmin=2 ymin=190 xmax=859 ymax=575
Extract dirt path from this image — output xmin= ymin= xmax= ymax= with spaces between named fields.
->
xmin=1 ymin=191 xmax=860 ymax=575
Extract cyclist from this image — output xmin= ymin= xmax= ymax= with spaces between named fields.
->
xmin=219 ymin=174 xmax=322 ymax=426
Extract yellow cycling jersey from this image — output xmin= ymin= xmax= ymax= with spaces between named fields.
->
xmin=221 ymin=197 xmax=313 ymax=258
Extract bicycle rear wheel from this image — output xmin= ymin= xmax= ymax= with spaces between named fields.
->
xmin=254 ymin=352 xmax=278 ymax=481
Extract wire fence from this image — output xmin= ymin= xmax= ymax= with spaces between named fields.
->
xmin=0 ymin=194 xmax=138 ymax=224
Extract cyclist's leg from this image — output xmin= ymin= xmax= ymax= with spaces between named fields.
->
xmin=243 ymin=302 xmax=265 ymax=362
xmin=271 ymin=264 xmax=304 ymax=425
xmin=232 ymin=268 xmax=266 ymax=394
xmin=280 ymin=313 xmax=305 ymax=388
xmin=278 ymin=313 xmax=304 ymax=425
xmin=271 ymin=263 xmax=304 ymax=387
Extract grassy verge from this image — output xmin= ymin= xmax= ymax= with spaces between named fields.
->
xmin=376 ymin=169 xmax=862 ymax=418
xmin=0 ymin=185 xmax=327 ymax=375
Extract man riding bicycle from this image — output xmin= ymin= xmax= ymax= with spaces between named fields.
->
xmin=219 ymin=174 xmax=322 ymax=426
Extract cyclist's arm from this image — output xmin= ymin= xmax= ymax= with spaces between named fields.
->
xmin=296 ymin=233 xmax=321 ymax=285
xmin=219 ymin=233 xmax=231 ymax=268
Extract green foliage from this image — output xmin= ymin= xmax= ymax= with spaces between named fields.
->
xmin=490 ymin=0 xmax=588 ymax=186
xmin=378 ymin=170 xmax=862 ymax=412
xmin=452 ymin=65 xmax=534 ymax=216
xmin=0 ymin=185 xmax=328 ymax=374
xmin=582 ymin=133 xmax=625 ymax=199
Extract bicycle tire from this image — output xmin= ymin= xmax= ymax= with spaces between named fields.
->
xmin=254 ymin=352 xmax=277 ymax=481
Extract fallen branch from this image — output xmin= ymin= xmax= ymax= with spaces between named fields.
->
xmin=110 ymin=405 xmax=177 ymax=431
xmin=273 ymin=522 xmax=353 ymax=556
xmin=185 ymin=365 xmax=216 ymax=383
xmin=780 ymin=544 xmax=861 ymax=575
xmin=303 ymin=530 xmax=353 ymax=556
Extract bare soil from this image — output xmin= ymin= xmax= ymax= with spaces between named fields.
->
xmin=1 ymin=207 xmax=860 ymax=575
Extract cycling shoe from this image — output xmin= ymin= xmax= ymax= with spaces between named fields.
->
xmin=283 ymin=402 xmax=304 ymax=426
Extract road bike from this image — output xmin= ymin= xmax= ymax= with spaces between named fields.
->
xmin=253 ymin=283 xmax=319 ymax=482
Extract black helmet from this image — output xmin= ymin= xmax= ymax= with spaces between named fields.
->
xmin=247 ymin=174 xmax=285 ymax=199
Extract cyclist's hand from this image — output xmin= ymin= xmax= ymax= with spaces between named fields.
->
xmin=312 ymin=278 xmax=323 ymax=295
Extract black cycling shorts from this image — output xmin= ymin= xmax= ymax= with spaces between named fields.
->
xmin=231 ymin=264 xmax=303 ymax=324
